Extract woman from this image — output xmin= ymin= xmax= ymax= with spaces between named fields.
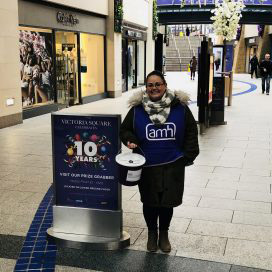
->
xmin=120 ymin=70 xmax=199 ymax=253
xmin=190 ymin=56 xmax=197 ymax=80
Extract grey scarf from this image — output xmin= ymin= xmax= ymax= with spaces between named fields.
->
xmin=142 ymin=89 xmax=175 ymax=125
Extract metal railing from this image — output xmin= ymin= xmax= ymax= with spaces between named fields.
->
xmin=187 ymin=36 xmax=194 ymax=58
xmin=172 ymin=33 xmax=182 ymax=71
xmin=165 ymin=56 xmax=192 ymax=71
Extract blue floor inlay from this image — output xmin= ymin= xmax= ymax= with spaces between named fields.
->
xmin=14 ymin=186 xmax=56 ymax=272
xmin=232 ymin=80 xmax=257 ymax=96
xmin=189 ymin=80 xmax=257 ymax=105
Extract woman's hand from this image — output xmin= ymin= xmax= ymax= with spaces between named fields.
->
xmin=127 ymin=141 xmax=137 ymax=149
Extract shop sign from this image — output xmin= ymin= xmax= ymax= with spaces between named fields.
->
xmin=249 ymin=38 xmax=256 ymax=44
xmin=135 ymin=32 xmax=142 ymax=38
xmin=57 ymin=11 xmax=79 ymax=26
xmin=127 ymin=30 xmax=143 ymax=39
xmin=52 ymin=113 xmax=121 ymax=211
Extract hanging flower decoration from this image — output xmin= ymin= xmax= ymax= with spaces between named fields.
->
xmin=114 ymin=0 xmax=123 ymax=33
xmin=153 ymin=0 xmax=158 ymax=40
xmin=211 ymin=0 xmax=245 ymax=41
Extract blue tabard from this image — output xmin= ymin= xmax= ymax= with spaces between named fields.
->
xmin=134 ymin=104 xmax=185 ymax=167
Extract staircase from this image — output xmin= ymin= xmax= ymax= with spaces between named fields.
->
xmin=165 ymin=35 xmax=202 ymax=72
xmin=165 ymin=35 xmax=181 ymax=72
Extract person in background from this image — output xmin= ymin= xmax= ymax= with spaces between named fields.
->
xmin=22 ymin=56 xmax=34 ymax=105
xmin=259 ymin=53 xmax=272 ymax=95
xmin=190 ymin=56 xmax=197 ymax=80
xmin=249 ymin=54 xmax=259 ymax=79
xmin=120 ymin=70 xmax=199 ymax=253
xmin=186 ymin=26 xmax=190 ymax=37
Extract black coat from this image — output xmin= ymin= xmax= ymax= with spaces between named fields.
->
xmin=249 ymin=56 xmax=259 ymax=69
xmin=120 ymin=97 xmax=199 ymax=207
xmin=259 ymin=60 xmax=272 ymax=77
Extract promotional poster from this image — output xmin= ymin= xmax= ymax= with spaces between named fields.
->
xmin=225 ymin=45 xmax=234 ymax=72
xmin=19 ymin=28 xmax=54 ymax=107
xmin=213 ymin=47 xmax=223 ymax=77
xmin=52 ymin=114 xmax=121 ymax=211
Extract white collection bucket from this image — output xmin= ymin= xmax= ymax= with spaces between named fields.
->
xmin=115 ymin=152 xmax=146 ymax=186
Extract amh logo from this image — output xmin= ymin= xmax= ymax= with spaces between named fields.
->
xmin=146 ymin=123 xmax=176 ymax=141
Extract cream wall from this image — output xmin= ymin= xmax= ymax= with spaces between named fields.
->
xmin=0 ymin=0 xmax=22 ymax=121
xmin=244 ymin=25 xmax=258 ymax=38
xmin=123 ymin=0 xmax=149 ymax=28
xmin=44 ymin=0 xmax=108 ymax=15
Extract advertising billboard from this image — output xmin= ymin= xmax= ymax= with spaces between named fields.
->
xmin=52 ymin=113 xmax=121 ymax=211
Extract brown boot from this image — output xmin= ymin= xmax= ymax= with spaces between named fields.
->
xmin=159 ymin=231 xmax=171 ymax=253
xmin=147 ymin=231 xmax=158 ymax=252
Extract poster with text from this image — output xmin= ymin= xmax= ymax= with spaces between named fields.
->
xmin=52 ymin=114 xmax=121 ymax=211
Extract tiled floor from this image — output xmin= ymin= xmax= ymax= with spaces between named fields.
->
xmin=1 ymin=72 xmax=272 ymax=271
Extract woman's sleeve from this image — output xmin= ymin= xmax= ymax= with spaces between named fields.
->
xmin=120 ymin=107 xmax=139 ymax=146
xmin=183 ymin=105 xmax=199 ymax=164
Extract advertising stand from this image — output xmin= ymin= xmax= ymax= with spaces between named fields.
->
xmin=197 ymin=38 xmax=213 ymax=134
xmin=47 ymin=113 xmax=130 ymax=250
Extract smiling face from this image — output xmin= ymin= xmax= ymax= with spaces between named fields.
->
xmin=146 ymin=75 xmax=167 ymax=102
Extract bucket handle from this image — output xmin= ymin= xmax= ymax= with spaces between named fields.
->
xmin=117 ymin=145 xmax=146 ymax=161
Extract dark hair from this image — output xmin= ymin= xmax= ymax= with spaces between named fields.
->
xmin=146 ymin=70 xmax=167 ymax=85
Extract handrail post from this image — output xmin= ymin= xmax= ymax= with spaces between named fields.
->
xmin=173 ymin=33 xmax=182 ymax=70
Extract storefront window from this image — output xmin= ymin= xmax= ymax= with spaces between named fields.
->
xmin=122 ymin=38 xmax=128 ymax=92
xmin=128 ymin=41 xmax=136 ymax=89
xmin=19 ymin=26 xmax=54 ymax=108
xmin=55 ymin=31 xmax=79 ymax=106
xmin=137 ymin=41 xmax=145 ymax=86
xmin=80 ymin=33 xmax=104 ymax=97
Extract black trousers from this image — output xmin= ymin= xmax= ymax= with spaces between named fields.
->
xmin=143 ymin=204 xmax=173 ymax=231
xmin=191 ymin=70 xmax=196 ymax=79
xmin=251 ymin=67 xmax=258 ymax=78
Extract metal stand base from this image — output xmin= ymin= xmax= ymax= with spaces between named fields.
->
xmin=47 ymin=228 xmax=130 ymax=250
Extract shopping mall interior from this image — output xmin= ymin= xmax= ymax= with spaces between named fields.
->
xmin=1 ymin=0 xmax=272 ymax=271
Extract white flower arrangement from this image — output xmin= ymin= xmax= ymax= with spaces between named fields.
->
xmin=211 ymin=0 xmax=245 ymax=41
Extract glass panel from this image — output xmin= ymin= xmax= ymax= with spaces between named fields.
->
xmin=55 ymin=32 xmax=79 ymax=106
xmin=128 ymin=41 xmax=136 ymax=89
xmin=137 ymin=41 xmax=145 ymax=86
xmin=80 ymin=33 xmax=104 ymax=97
xmin=19 ymin=26 xmax=54 ymax=108
xmin=122 ymin=38 xmax=127 ymax=92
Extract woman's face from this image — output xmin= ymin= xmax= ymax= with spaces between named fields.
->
xmin=146 ymin=75 xmax=166 ymax=102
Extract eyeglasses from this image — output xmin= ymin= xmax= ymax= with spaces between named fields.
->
xmin=146 ymin=82 xmax=164 ymax=88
